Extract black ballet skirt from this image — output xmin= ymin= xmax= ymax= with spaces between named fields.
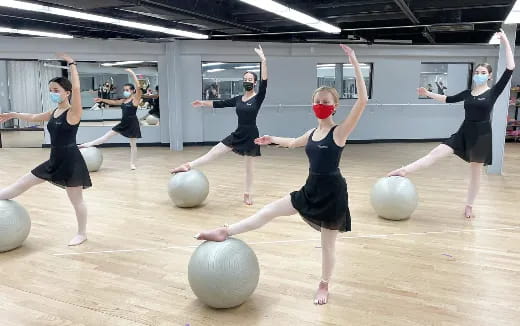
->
xmin=213 ymin=80 xmax=267 ymax=157
xmin=443 ymin=68 xmax=513 ymax=166
xmin=112 ymin=101 xmax=142 ymax=138
xmin=443 ymin=120 xmax=492 ymax=165
xmin=290 ymin=126 xmax=351 ymax=232
xmin=31 ymin=109 xmax=92 ymax=189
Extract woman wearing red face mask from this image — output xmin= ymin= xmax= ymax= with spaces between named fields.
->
xmin=171 ymin=45 xmax=267 ymax=206
xmin=193 ymin=45 xmax=368 ymax=305
xmin=387 ymin=29 xmax=515 ymax=219
xmin=0 ymin=53 xmax=91 ymax=246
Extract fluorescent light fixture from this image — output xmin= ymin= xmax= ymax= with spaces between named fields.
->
xmin=233 ymin=65 xmax=260 ymax=69
xmin=101 ymin=61 xmax=144 ymax=66
xmin=0 ymin=26 xmax=72 ymax=38
xmin=505 ymin=0 xmax=520 ymax=24
xmin=0 ymin=0 xmax=208 ymax=39
xmin=202 ymin=62 xmax=225 ymax=67
xmin=206 ymin=68 xmax=226 ymax=73
xmin=239 ymin=0 xmax=341 ymax=34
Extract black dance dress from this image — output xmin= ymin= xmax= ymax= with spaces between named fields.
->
xmin=444 ymin=69 xmax=513 ymax=165
xmin=212 ymin=80 xmax=267 ymax=156
xmin=32 ymin=109 xmax=92 ymax=189
xmin=112 ymin=100 xmax=142 ymax=138
xmin=290 ymin=125 xmax=351 ymax=232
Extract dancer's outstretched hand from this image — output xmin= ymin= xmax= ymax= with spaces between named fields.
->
xmin=255 ymin=135 xmax=273 ymax=145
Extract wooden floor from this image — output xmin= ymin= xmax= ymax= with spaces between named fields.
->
xmin=0 ymin=143 xmax=519 ymax=326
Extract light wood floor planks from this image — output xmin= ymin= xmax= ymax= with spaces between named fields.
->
xmin=0 ymin=142 xmax=519 ymax=325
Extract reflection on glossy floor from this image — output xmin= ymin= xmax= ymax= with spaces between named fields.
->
xmin=0 ymin=143 xmax=519 ymax=325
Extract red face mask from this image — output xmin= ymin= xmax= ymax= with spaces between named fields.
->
xmin=312 ymin=104 xmax=335 ymax=119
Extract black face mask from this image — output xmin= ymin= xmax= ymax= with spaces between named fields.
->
xmin=243 ymin=82 xmax=254 ymax=91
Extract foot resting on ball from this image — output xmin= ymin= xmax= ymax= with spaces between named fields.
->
xmin=78 ymin=142 xmax=92 ymax=149
xmin=170 ymin=162 xmax=191 ymax=174
xmin=314 ymin=280 xmax=330 ymax=305
xmin=194 ymin=226 xmax=229 ymax=241
xmin=387 ymin=167 xmax=407 ymax=177
xmin=68 ymin=233 xmax=87 ymax=246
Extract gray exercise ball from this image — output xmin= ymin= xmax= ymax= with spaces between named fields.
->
xmin=146 ymin=115 xmax=159 ymax=125
xmin=168 ymin=169 xmax=209 ymax=208
xmin=80 ymin=147 xmax=103 ymax=172
xmin=370 ymin=176 xmax=418 ymax=221
xmin=0 ymin=200 xmax=31 ymax=252
xmin=188 ymin=238 xmax=260 ymax=309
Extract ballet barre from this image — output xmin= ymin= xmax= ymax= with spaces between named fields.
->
xmin=43 ymin=63 xmax=70 ymax=70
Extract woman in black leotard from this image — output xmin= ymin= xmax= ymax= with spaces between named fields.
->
xmin=388 ymin=29 xmax=515 ymax=219
xmin=80 ymin=68 xmax=142 ymax=170
xmin=171 ymin=45 xmax=268 ymax=205
xmin=194 ymin=45 xmax=368 ymax=305
xmin=0 ymin=53 xmax=91 ymax=246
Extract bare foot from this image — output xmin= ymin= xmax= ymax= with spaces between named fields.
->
xmin=314 ymin=280 xmax=329 ymax=305
xmin=194 ymin=226 xmax=229 ymax=241
xmin=464 ymin=205 xmax=474 ymax=219
xmin=170 ymin=162 xmax=191 ymax=174
xmin=68 ymin=234 xmax=87 ymax=246
xmin=243 ymin=193 xmax=253 ymax=205
xmin=387 ymin=167 xmax=407 ymax=177
xmin=130 ymin=164 xmax=137 ymax=170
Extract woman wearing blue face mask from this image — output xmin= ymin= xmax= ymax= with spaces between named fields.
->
xmin=79 ymin=68 xmax=142 ymax=170
xmin=388 ymin=29 xmax=515 ymax=219
xmin=0 ymin=53 xmax=91 ymax=246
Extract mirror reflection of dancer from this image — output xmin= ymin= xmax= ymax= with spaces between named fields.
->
xmin=79 ymin=69 xmax=142 ymax=170
xmin=388 ymin=29 xmax=515 ymax=219
xmin=171 ymin=45 xmax=268 ymax=206
xmin=194 ymin=45 xmax=368 ymax=305
xmin=0 ymin=53 xmax=91 ymax=246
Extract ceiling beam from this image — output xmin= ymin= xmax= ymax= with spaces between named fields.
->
xmin=393 ymin=0 xmax=435 ymax=44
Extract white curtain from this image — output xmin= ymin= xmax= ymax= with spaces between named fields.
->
xmin=7 ymin=61 xmax=41 ymax=128
xmin=38 ymin=60 xmax=62 ymax=115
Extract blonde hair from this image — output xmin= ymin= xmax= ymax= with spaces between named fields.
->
xmin=312 ymin=86 xmax=340 ymax=104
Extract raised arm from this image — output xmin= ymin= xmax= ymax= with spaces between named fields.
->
xmin=255 ymin=129 xmax=313 ymax=149
xmin=335 ymin=45 xmax=368 ymax=143
xmin=125 ymin=68 xmax=142 ymax=106
xmin=497 ymin=29 xmax=515 ymax=70
xmin=254 ymin=44 xmax=267 ymax=81
xmin=55 ymin=53 xmax=82 ymax=125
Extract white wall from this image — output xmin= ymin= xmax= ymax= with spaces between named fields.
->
xmin=173 ymin=40 xmax=502 ymax=143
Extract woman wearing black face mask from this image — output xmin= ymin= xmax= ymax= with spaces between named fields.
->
xmin=171 ymin=45 xmax=267 ymax=206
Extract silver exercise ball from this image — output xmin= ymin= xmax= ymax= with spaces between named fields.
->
xmin=370 ymin=176 xmax=418 ymax=221
xmin=80 ymin=147 xmax=103 ymax=172
xmin=146 ymin=115 xmax=159 ymax=125
xmin=188 ymin=238 xmax=260 ymax=309
xmin=168 ymin=169 xmax=209 ymax=208
xmin=0 ymin=200 xmax=31 ymax=252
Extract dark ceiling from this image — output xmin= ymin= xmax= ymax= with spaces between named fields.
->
xmin=0 ymin=0 xmax=516 ymax=44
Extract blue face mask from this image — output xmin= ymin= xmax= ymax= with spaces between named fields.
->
xmin=123 ymin=91 xmax=132 ymax=98
xmin=473 ymin=74 xmax=489 ymax=86
xmin=49 ymin=92 xmax=63 ymax=103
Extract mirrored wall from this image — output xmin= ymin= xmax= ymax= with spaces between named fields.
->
xmin=202 ymin=62 xmax=261 ymax=100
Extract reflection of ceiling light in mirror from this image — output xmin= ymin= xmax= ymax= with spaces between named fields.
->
xmin=0 ymin=26 xmax=72 ymax=38
xmin=206 ymin=68 xmax=226 ymax=73
xmin=202 ymin=62 xmax=225 ymax=67
xmin=0 ymin=0 xmax=208 ymax=39
xmin=233 ymin=65 xmax=260 ymax=69
xmin=102 ymin=61 xmax=145 ymax=66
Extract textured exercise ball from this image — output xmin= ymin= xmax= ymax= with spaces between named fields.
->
xmin=0 ymin=200 xmax=31 ymax=252
xmin=370 ymin=176 xmax=418 ymax=221
xmin=188 ymin=238 xmax=260 ymax=308
xmin=80 ymin=147 xmax=103 ymax=172
xmin=168 ymin=169 xmax=209 ymax=208
xmin=146 ymin=115 xmax=159 ymax=125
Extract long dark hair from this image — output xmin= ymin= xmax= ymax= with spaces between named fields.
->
xmin=49 ymin=77 xmax=72 ymax=92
